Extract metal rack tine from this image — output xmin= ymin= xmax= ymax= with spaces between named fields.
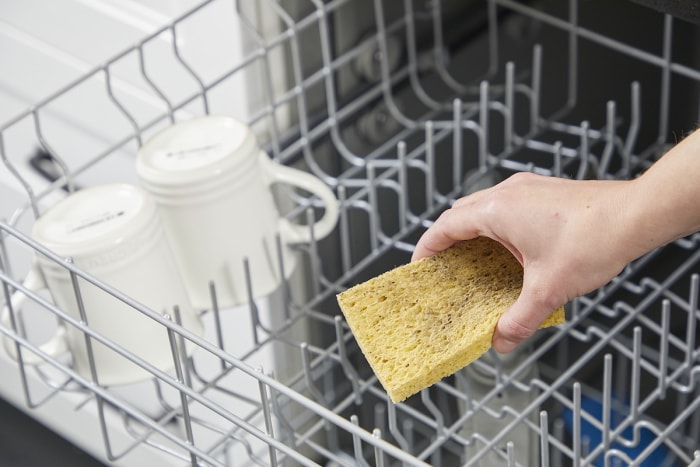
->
xmin=274 ymin=233 xmax=291 ymax=321
xmin=552 ymin=418 xmax=566 ymax=467
xmin=243 ymin=257 xmax=262 ymax=345
xmin=690 ymin=389 xmax=700 ymax=453
xmin=686 ymin=274 xmax=699 ymax=370
xmin=0 ymin=133 xmax=40 ymax=218
xmin=581 ymin=434 xmax=591 ymax=461
xmin=208 ymin=281 xmax=227 ymax=370
xmin=1 ymin=272 xmax=29 ymax=374
xmin=268 ymin=370 xmax=296 ymax=452
xmin=366 ymin=163 xmax=380 ymax=253
xmin=137 ymin=44 xmax=175 ymax=123
xmin=151 ymin=377 xmax=177 ymax=415
xmin=478 ymin=81 xmax=489 ymax=171
xmin=237 ymin=5 xmax=284 ymax=162
xmin=424 ymin=121 xmax=437 ymax=209
xmin=32 ymin=109 xmax=75 ymax=194
xmin=420 ymin=388 xmax=444 ymax=438
xmin=504 ymin=61 xmax=515 ymax=152
xmin=489 ymin=349 xmax=504 ymax=387
xmin=630 ymin=327 xmax=642 ymax=421
xmin=1 ymin=266 xmax=73 ymax=409
xmin=312 ymin=0 xmax=385 ymax=164
xmin=103 ymin=65 xmax=142 ymax=148
xmin=615 ymin=339 xmax=630 ymax=421
xmin=397 ymin=141 xmax=408 ymax=231
xmin=387 ymin=400 xmax=410 ymax=453
xmin=625 ymin=81 xmax=641 ymax=170
xmin=165 ymin=313 xmax=197 ymax=466
xmin=372 ymin=428 xmax=386 ymax=467
xmin=452 ymin=98 xmax=463 ymax=191
xmin=602 ymin=354 xmax=613 ymax=453
xmin=530 ymin=44 xmax=542 ymax=134
xmin=566 ymin=0 xmax=580 ymax=110
xmin=333 ymin=316 xmax=362 ymax=405
xmin=454 ymin=367 xmax=473 ymax=410
xmin=369 ymin=0 xmax=419 ymax=132
xmin=539 ymin=411 xmax=550 ymax=467
xmin=659 ymin=300 xmax=671 ymax=399
xmin=0 ymin=225 xmax=11 ymax=278
xmin=373 ymin=402 xmax=387 ymax=442
xmin=350 ymin=414 xmax=370 ymax=467
xmin=576 ymin=121 xmax=590 ymax=180
xmin=305 ymin=207 xmax=322 ymax=298
xmin=485 ymin=0 xmax=499 ymax=77
xmin=401 ymin=418 xmax=415 ymax=460
xmin=172 ymin=305 xmax=192 ymax=388
xmin=299 ymin=342 xmax=326 ymax=408
xmin=257 ymin=367 xmax=279 ymax=467
xmin=420 ymin=388 xmax=444 ymax=466
xmin=553 ymin=141 xmax=563 ymax=178
xmin=597 ymin=100 xmax=617 ymax=179
xmin=506 ymin=440 xmax=515 ymax=466
xmin=572 ymin=382 xmax=582 ymax=467
xmin=169 ymin=24 xmax=209 ymax=115
xmin=657 ymin=13 xmax=673 ymax=144
xmin=402 ymin=0 xmax=444 ymax=111
xmin=428 ymin=0 xmax=471 ymax=93
xmin=264 ymin=0 xmax=334 ymax=185
xmin=337 ymin=185 xmax=352 ymax=274
xmin=68 ymin=259 xmax=99 ymax=386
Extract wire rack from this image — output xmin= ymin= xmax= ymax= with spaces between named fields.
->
xmin=1 ymin=0 xmax=700 ymax=465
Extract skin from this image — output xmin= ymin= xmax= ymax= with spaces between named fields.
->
xmin=412 ymin=128 xmax=700 ymax=353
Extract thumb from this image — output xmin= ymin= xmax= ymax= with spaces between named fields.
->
xmin=491 ymin=276 xmax=554 ymax=353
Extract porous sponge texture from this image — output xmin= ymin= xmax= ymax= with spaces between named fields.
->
xmin=337 ymin=237 xmax=565 ymax=403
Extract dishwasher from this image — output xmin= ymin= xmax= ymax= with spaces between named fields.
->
xmin=1 ymin=0 xmax=700 ymax=466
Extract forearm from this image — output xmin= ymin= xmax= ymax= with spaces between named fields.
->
xmin=624 ymin=128 xmax=700 ymax=258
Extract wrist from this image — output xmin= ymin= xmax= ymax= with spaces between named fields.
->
xmin=622 ymin=171 xmax=696 ymax=260
xmin=585 ymin=178 xmax=656 ymax=267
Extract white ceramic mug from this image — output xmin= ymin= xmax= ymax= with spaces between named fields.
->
xmin=136 ymin=116 xmax=339 ymax=309
xmin=1 ymin=184 xmax=202 ymax=386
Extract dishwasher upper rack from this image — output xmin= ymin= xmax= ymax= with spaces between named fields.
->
xmin=1 ymin=0 xmax=700 ymax=466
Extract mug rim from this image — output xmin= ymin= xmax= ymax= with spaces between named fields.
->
xmin=32 ymin=183 xmax=158 ymax=259
xmin=136 ymin=115 xmax=258 ymax=187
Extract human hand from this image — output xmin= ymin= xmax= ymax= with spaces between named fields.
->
xmin=412 ymin=172 xmax=645 ymax=353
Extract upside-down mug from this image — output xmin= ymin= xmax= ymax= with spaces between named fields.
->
xmin=1 ymin=184 xmax=202 ymax=386
xmin=136 ymin=116 xmax=339 ymax=309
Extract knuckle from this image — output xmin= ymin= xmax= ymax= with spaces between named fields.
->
xmin=507 ymin=171 xmax=538 ymax=185
xmin=478 ymin=184 xmax=513 ymax=221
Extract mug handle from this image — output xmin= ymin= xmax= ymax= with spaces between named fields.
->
xmin=2 ymin=264 xmax=69 ymax=364
xmin=259 ymin=152 xmax=339 ymax=244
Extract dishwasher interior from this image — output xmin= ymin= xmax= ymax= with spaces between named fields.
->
xmin=1 ymin=0 xmax=700 ymax=466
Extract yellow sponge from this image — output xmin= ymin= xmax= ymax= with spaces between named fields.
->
xmin=337 ymin=237 xmax=565 ymax=403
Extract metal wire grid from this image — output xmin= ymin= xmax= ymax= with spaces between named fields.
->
xmin=0 ymin=0 xmax=699 ymax=465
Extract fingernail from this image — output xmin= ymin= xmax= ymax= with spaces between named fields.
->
xmin=493 ymin=337 xmax=518 ymax=353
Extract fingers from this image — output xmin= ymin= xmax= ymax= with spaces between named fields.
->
xmin=412 ymin=182 xmax=502 ymax=261
xmin=411 ymin=226 xmax=463 ymax=261
xmin=411 ymin=202 xmax=483 ymax=261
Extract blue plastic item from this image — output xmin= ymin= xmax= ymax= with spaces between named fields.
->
xmin=562 ymin=394 xmax=677 ymax=467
